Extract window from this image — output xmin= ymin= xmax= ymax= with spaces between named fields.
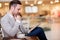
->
xmin=25 ymin=6 xmax=38 ymax=13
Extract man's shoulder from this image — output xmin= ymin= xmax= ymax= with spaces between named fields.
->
xmin=1 ymin=13 xmax=9 ymax=21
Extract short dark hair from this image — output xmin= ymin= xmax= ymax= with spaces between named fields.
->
xmin=9 ymin=0 xmax=22 ymax=9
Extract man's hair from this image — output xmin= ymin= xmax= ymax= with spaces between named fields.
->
xmin=9 ymin=0 xmax=22 ymax=9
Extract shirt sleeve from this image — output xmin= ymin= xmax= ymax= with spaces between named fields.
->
xmin=1 ymin=18 xmax=21 ymax=37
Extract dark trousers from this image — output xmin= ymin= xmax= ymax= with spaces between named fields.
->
xmin=26 ymin=27 xmax=47 ymax=40
xmin=3 ymin=37 xmax=10 ymax=40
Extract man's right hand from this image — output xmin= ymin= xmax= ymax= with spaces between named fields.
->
xmin=15 ymin=15 xmax=22 ymax=21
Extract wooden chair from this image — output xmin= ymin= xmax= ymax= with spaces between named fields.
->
xmin=10 ymin=36 xmax=39 ymax=40
xmin=25 ymin=36 xmax=39 ymax=40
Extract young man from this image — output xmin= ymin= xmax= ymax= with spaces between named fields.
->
xmin=1 ymin=0 xmax=47 ymax=40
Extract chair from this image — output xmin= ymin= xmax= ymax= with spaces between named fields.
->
xmin=25 ymin=36 xmax=39 ymax=40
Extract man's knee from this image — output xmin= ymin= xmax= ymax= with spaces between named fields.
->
xmin=36 ymin=27 xmax=43 ymax=30
xmin=36 ymin=27 xmax=44 ymax=32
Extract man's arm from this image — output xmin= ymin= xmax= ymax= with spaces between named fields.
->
xmin=1 ymin=18 xmax=20 ymax=37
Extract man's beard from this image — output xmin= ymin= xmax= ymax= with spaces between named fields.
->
xmin=12 ymin=13 xmax=17 ymax=17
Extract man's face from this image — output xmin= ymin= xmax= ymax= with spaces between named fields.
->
xmin=13 ymin=4 xmax=21 ymax=15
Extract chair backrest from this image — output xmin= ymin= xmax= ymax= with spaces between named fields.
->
xmin=1 ymin=28 xmax=4 ymax=37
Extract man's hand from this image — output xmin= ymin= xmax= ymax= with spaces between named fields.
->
xmin=28 ymin=23 xmax=40 ymax=33
xmin=15 ymin=15 xmax=22 ymax=21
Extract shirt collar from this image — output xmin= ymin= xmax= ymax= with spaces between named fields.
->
xmin=7 ymin=12 xmax=13 ymax=18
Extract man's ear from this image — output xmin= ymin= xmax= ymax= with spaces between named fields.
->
xmin=11 ymin=6 xmax=15 ymax=12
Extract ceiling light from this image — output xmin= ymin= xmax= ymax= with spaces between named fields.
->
xmin=38 ymin=1 xmax=43 ymax=4
xmin=55 ymin=0 xmax=59 ymax=3
xmin=50 ymin=1 xmax=54 ymax=4
xmin=4 ymin=3 xmax=9 ymax=6
xmin=30 ymin=4 xmax=34 ymax=6
xmin=25 ymin=1 xmax=28 ymax=4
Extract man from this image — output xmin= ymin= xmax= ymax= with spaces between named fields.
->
xmin=1 ymin=0 xmax=47 ymax=40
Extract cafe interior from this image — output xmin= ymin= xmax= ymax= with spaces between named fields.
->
xmin=0 ymin=0 xmax=60 ymax=40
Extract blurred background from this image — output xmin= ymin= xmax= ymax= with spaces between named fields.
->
xmin=0 ymin=0 xmax=60 ymax=40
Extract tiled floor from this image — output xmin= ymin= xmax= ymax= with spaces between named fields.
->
xmin=45 ymin=23 xmax=60 ymax=40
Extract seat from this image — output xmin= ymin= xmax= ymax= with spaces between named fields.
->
xmin=25 ymin=36 xmax=39 ymax=40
